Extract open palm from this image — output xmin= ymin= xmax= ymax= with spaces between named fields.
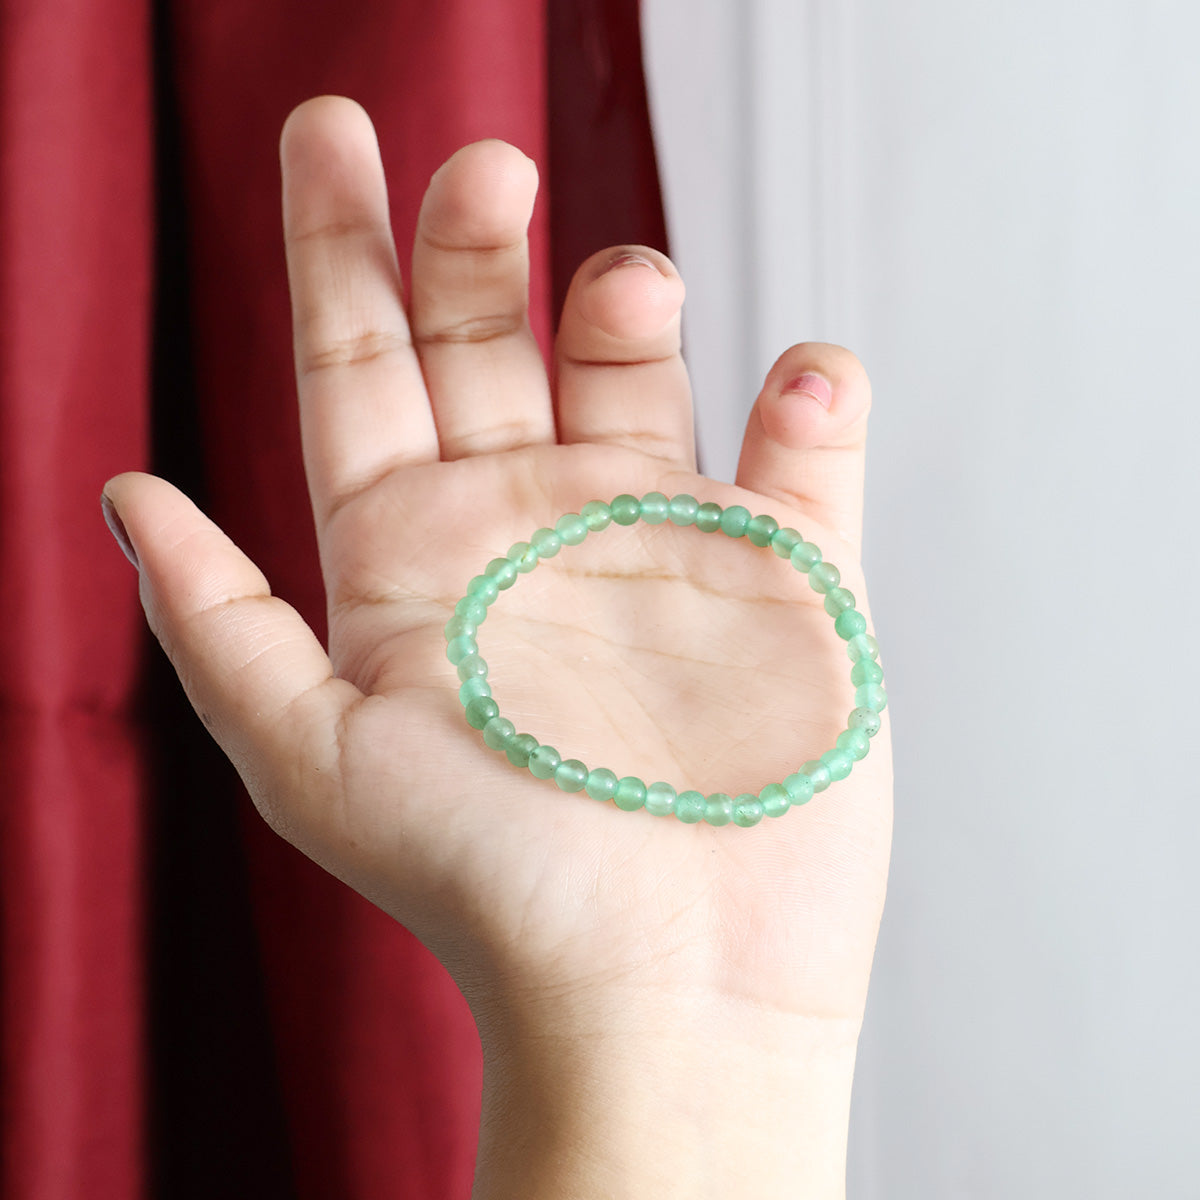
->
xmin=106 ymin=97 xmax=892 ymax=1036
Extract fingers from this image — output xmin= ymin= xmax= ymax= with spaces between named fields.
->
xmin=410 ymin=140 xmax=554 ymax=458
xmin=282 ymin=96 xmax=437 ymax=526
xmin=102 ymin=472 xmax=361 ymax=842
xmin=735 ymin=344 xmax=872 ymax=555
xmin=554 ymin=247 xmax=694 ymax=467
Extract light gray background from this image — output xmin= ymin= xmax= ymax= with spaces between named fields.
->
xmin=644 ymin=1 xmax=1199 ymax=1194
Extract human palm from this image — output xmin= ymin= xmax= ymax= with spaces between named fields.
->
xmin=106 ymin=97 xmax=891 ymax=1036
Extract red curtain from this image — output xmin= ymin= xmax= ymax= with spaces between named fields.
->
xmin=0 ymin=2 xmax=666 ymax=1198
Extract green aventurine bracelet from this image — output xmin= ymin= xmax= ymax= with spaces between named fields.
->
xmin=444 ymin=492 xmax=887 ymax=827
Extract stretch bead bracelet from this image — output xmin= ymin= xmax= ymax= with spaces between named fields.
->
xmin=445 ymin=493 xmax=886 ymax=827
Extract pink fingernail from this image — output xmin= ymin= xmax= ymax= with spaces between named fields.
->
xmin=603 ymin=251 xmax=658 ymax=275
xmin=782 ymin=372 xmax=833 ymax=409
xmin=101 ymin=491 xmax=140 ymax=570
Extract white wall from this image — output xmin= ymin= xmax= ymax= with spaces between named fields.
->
xmin=644 ymin=1 xmax=1200 ymax=1194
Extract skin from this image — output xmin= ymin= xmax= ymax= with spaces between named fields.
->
xmin=103 ymin=96 xmax=893 ymax=1198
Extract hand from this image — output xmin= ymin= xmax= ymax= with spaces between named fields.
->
xmin=104 ymin=96 xmax=892 ymax=1198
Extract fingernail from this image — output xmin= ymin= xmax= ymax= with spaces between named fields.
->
xmin=602 ymin=251 xmax=658 ymax=275
xmin=782 ymin=372 xmax=833 ymax=409
xmin=101 ymin=491 xmax=140 ymax=570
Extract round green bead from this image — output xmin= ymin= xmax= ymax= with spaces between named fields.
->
xmin=644 ymin=781 xmax=677 ymax=816
xmin=585 ymin=767 xmax=618 ymax=802
xmin=801 ymin=760 xmax=832 ymax=792
xmin=467 ymin=574 xmax=500 ymax=604
xmin=824 ymin=587 xmax=856 ymax=616
xmin=820 ymin=748 xmax=853 ymax=781
xmin=704 ymin=792 xmax=734 ymax=826
xmin=554 ymin=758 xmax=588 ymax=792
xmin=456 ymin=653 xmax=488 ymax=682
xmin=581 ymin=500 xmax=613 ymax=531
xmin=675 ymin=790 xmax=706 ymax=823
xmin=846 ymin=633 xmax=880 ymax=662
xmin=528 ymin=745 xmax=561 ymax=780
xmin=610 ymin=494 xmax=641 ymax=525
xmin=483 ymin=716 xmax=516 ymax=750
xmin=855 ymin=683 xmax=888 ymax=712
xmin=531 ymin=527 xmax=562 ymax=558
xmin=485 ymin=557 xmax=519 ymax=589
xmin=808 ymin=562 xmax=840 ymax=593
xmin=782 ymin=772 xmax=815 ymax=804
xmin=758 ymin=782 xmax=791 ymax=818
xmin=836 ymin=728 xmax=871 ymax=761
xmin=771 ymin=527 xmax=803 ymax=558
xmin=733 ymin=794 xmax=765 ymax=827
xmin=443 ymin=614 xmax=476 ymax=640
xmin=458 ymin=677 xmax=492 ymax=705
xmin=790 ymin=541 xmax=822 ymax=571
xmin=835 ymin=609 xmax=868 ymax=640
xmin=454 ymin=597 xmax=487 ymax=624
xmin=850 ymin=659 xmax=884 ymax=687
xmin=507 ymin=541 xmax=538 ymax=572
xmin=668 ymin=493 xmax=699 ymax=525
xmin=719 ymin=504 xmax=751 ymax=537
xmin=639 ymin=492 xmax=669 ymax=525
xmin=464 ymin=696 xmax=499 ymax=730
xmin=745 ymin=514 xmax=780 ymax=548
xmin=695 ymin=502 xmax=723 ymax=532
xmin=613 ymin=776 xmax=647 ymax=811
xmin=555 ymin=513 xmax=588 ymax=545
xmin=506 ymin=733 xmax=539 ymax=768
xmin=848 ymin=706 xmax=882 ymax=737
xmin=445 ymin=634 xmax=477 ymax=665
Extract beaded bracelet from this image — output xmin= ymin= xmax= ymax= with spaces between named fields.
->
xmin=444 ymin=492 xmax=886 ymax=827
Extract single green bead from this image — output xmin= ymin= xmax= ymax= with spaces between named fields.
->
xmin=668 ymin=493 xmax=699 ymax=525
xmin=482 ymin=716 xmax=515 ymax=750
xmin=675 ymin=790 xmax=706 ymax=823
xmin=783 ymin=771 xmax=815 ymax=804
xmin=585 ymin=767 xmax=618 ymax=802
xmin=824 ymin=587 xmax=856 ymax=616
xmin=835 ymin=609 xmax=868 ymax=640
xmin=790 ymin=542 xmax=822 ymax=572
xmin=454 ymin=596 xmax=487 ymax=624
xmin=771 ymin=527 xmax=803 ymax=558
xmin=467 ymin=574 xmax=501 ymax=604
xmin=846 ymin=633 xmax=880 ymax=662
xmin=528 ymin=744 xmax=561 ymax=780
xmin=808 ymin=562 xmax=840 ymax=593
xmin=554 ymin=758 xmax=588 ymax=792
xmin=610 ymin=494 xmax=641 ymax=525
xmin=759 ymin=782 xmax=791 ymax=818
xmin=801 ymin=760 xmax=832 ymax=792
xmin=444 ymin=614 xmax=477 ymax=640
xmin=850 ymin=659 xmax=884 ymax=687
xmin=820 ymin=748 xmax=853 ymax=781
xmin=531 ymin=527 xmax=562 ymax=558
xmin=732 ymin=794 xmax=765 ymax=827
xmin=507 ymin=541 xmax=539 ymax=572
xmin=456 ymin=653 xmax=488 ymax=682
xmin=458 ymin=677 xmax=492 ymax=705
xmin=555 ymin=513 xmax=588 ymax=545
xmin=836 ymin=728 xmax=872 ymax=761
xmin=445 ymin=634 xmax=477 ymax=665
xmin=613 ymin=776 xmax=647 ymax=811
xmin=506 ymin=733 xmax=539 ymax=768
xmin=644 ymin=781 xmax=677 ymax=816
xmin=745 ymin=513 xmax=780 ymax=547
xmin=581 ymin=500 xmax=613 ymax=531
xmin=639 ymin=492 xmax=669 ymax=525
xmin=848 ymin=706 xmax=882 ymax=737
xmin=719 ymin=504 xmax=751 ymax=537
xmin=485 ymin=557 xmax=519 ymax=589
xmin=464 ymin=695 xmax=499 ymax=730
xmin=695 ymin=501 xmax=723 ymax=532
xmin=704 ymin=792 xmax=734 ymax=826
xmin=855 ymin=683 xmax=888 ymax=712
